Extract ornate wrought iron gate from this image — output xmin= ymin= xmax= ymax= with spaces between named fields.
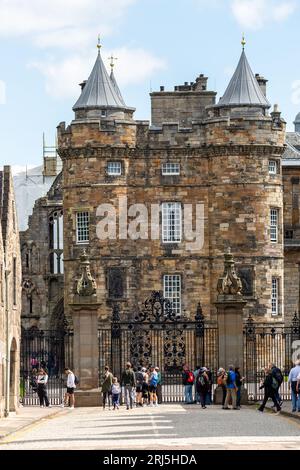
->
xmin=98 ymin=292 xmax=219 ymax=403
xmin=20 ymin=328 xmax=73 ymax=405
xmin=244 ymin=312 xmax=300 ymax=401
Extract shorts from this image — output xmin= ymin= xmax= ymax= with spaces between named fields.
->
xmin=67 ymin=387 xmax=75 ymax=395
xmin=149 ymin=385 xmax=157 ymax=393
xmin=136 ymin=385 xmax=143 ymax=393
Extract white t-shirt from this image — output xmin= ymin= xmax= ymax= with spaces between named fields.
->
xmin=37 ymin=374 xmax=48 ymax=385
xmin=67 ymin=372 xmax=76 ymax=389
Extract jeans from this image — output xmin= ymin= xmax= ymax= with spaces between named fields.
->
xmin=124 ymin=385 xmax=134 ymax=409
xmin=112 ymin=393 xmax=120 ymax=408
xmin=184 ymin=385 xmax=193 ymax=403
xmin=291 ymin=382 xmax=300 ymax=411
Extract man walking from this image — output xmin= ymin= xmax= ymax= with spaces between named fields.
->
xmin=62 ymin=367 xmax=76 ymax=409
xmin=289 ymin=360 xmax=300 ymax=412
xmin=269 ymin=363 xmax=283 ymax=407
xmin=224 ymin=365 xmax=238 ymax=410
xmin=121 ymin=362 xmax=136 ymax=410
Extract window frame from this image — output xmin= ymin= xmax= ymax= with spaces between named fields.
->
xmin=107 ymin=161 xmax=122 ymax=177
xmin=268 ymin=160 xmax=278 ymax=175
xmin=270 ymin=208 xmax=279 ymax=243
xmin=162 ymin=202 xmax=182 ymax=244
xmin=163 ymin=274 xmax=182 ymax=316
xmin=161 ymin=162 xmax=181 ymax=176
xmin=271 ymin=277 xmax=279 ymax=316
xmin=76 ymin=211 xmax=90 ymax=245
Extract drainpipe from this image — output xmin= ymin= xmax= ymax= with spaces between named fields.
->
xmin=4 ymin=268 xmax=11 ymax=418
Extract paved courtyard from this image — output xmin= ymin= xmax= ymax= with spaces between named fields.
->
xmin=1 ymin=405 xmax=300 ymax=450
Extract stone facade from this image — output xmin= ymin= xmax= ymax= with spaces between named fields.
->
xmin=20 ymin=173 xmax=65 ymax=331
xmin=0 ymin=166 xmax=22 ymax=417
xmin=282 ymin=132 xmax=300 ymax=322
xmin=58 ymin=48 xmax=286 ymax=326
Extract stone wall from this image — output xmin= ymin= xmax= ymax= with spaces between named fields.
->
xmin=0 ymin=166 xmax=22 ymax=417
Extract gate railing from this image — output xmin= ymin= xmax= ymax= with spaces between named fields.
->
xmin=98 ymin=293 xmax=219 ymax=403
xmin=244 ymin=312 xmax=300 ymax=401
xmin=20 ymin=328 xmax=73 ymax=406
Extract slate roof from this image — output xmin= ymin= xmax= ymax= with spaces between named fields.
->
xmin=73 ymin=50 xmax=126 ymax=111
xmin=216 ymin=50 xmax=270 ymax=109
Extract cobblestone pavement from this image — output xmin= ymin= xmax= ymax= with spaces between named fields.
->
xmin=1 ymin=405 xmax=300 ymax=450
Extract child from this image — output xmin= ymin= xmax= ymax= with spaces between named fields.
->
xmin=111 ymin=377 xmax=121 ymax=410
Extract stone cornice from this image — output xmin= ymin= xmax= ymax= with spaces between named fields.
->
xmin=58 ymin=144 xmax=284 ymax=160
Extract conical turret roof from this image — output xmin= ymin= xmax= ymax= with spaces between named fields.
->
xmin=216 ymin=50 xmax=270 ymax=109
xmin=73 ymin=49 xmax=127 ymax=111
xmin=110 ymin=69 xmax=126 ymax=107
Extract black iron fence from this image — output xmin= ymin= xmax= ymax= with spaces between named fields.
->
xmin=98 ymin=293 xmax=219 ymax=403
xmin=244 ymin=312 xmax=300 ymax=401
xmin=20 ymin=328 xmax=73 ymax=406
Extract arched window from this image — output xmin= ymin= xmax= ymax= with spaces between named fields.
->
xmin=49 ymin=210 xmax=64 ymax=274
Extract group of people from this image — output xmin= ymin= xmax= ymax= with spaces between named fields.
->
xmin=30 ymin=360 xmax=300 ymax=414
xmin=182 ymin=364 xmax=244 ymax=410
xmin=101 ymin=363 xmax=162 ymax=411
xmin=30 ymin=367 xmax=77 ymax=409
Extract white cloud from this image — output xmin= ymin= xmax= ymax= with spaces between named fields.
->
xmin=30 ymin=48 xmax=166 ymax=100
xmin=230 ymin=0 xmax=296 ymax=30
xmin=0 ymin=0 xmax=136 ymax=45
xmin=0 ymin=0 xmax=166 ymax=100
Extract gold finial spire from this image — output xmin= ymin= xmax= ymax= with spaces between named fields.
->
xmin=241 ymin=33 xmax=246 ymax=50
xmin=97 ymin=34 xmax=102 ymax=51
xmin=108 ymin=54 xmax=118 ymax=71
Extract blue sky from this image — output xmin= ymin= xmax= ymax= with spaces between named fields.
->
xmin=0 ymin=0 xmax=300 ymax=168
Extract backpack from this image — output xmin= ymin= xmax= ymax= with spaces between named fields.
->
xmin=273 ymin=369 xmax=283 ymax=386
xmin=226 ymin=371 xmax=233 ymax=386
xmin=217 ymin=374 xmax=226 ymax=386
xmin=150 ymin=374 xmax=159 ymax=387
xmin=197 ymin=374 xmax=207 ymax=388
xmin=271 ymin=377 xmax=279 ymax=390
xmin=186 ymin=371 xmax=194 ymax=384
xmin=74 ymin=375 xmax=80 ymax=386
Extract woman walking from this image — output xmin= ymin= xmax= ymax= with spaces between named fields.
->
xmin=37 ymin=368 xmax=50 ymax=408
xmin=258 ymin=367 xmax=281 ymax=414
xmin=102 ymin=366 xmax=113 ymax=410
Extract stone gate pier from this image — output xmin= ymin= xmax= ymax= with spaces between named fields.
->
xmin=70 ymin=252 xmax=101 ymax=407
xmin=214 ymin=250 xmax=248 ymax=404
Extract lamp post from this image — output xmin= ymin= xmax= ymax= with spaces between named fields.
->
xmin=4 ymin=268 xmax=11 ymax=418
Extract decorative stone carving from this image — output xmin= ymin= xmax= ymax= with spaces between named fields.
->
xmin=76 ymin=250 xmax=97 ymax=297
xmin=22 ymin=279 xmax=36 ymax=299
xmin=217 ymin=249 xmax=243 ymax=297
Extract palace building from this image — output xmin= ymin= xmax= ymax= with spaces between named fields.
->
xmin=56 ymin=39 xmax=287 ymax=326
